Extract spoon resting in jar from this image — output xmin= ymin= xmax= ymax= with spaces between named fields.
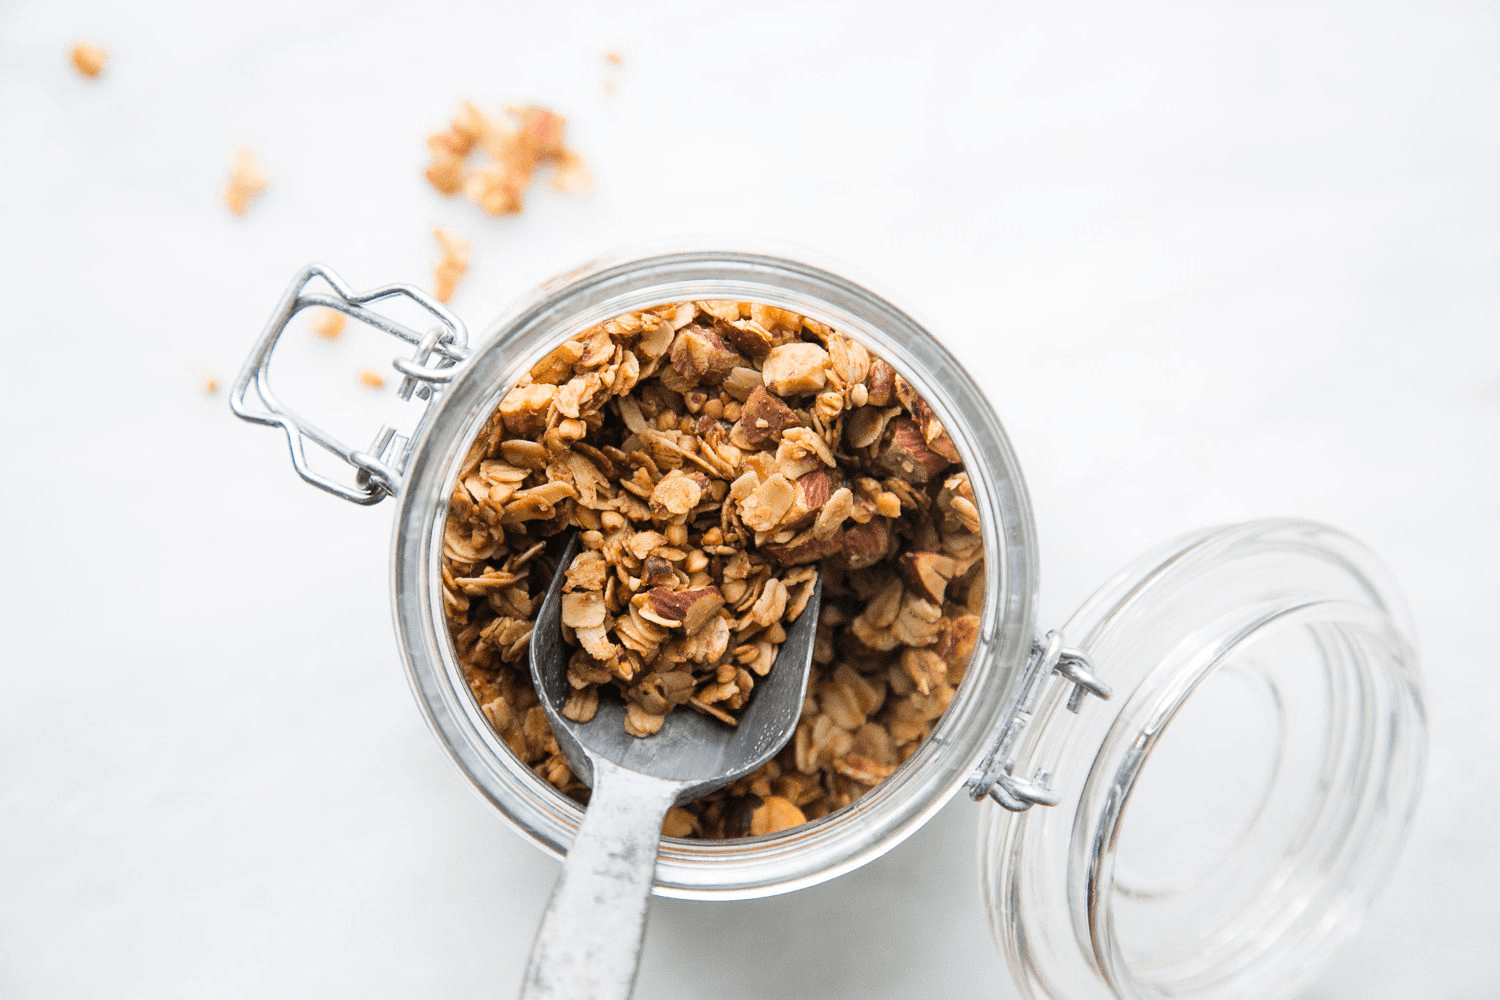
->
xmin=520 ymin=531 xmax=821 ymax=1000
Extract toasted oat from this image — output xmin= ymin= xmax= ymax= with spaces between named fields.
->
xmin=605 ymin=51 xmax=623 ymax=66
xmin=223 ymin=148 xmax=266 ymax=217
xmin=442 ymin=298 xmax=984 ymax=837
xmin=310 ymin=308 xmax=345 ymax=340
xmin=358 ymin=368 xmax=385 ymax=388
xmin=70 ymin=43 xmax=107 ymax=78
xmin=433 ymin=228 xmax=470 ymax=303
xmin=204 ymin=377 xmax=219 ymax=393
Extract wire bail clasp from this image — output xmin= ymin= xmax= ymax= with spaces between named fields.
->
xmin=968 ymin=630 xmax=1113 ymax=811
xmin=229 ymin=263 xmax=471 ymax=505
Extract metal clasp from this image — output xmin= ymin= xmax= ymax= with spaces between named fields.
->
xmin=229 ymin=263 xmax=470 ymax=505
xmin=968 ymin=630 xmax=1113 ymax=811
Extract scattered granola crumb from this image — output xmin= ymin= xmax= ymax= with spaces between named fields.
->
xmin=549 ymin=150 xmax=593 ymax=194
xmin=224 ymin=148 xmax=267 ymax=217
xmin=359 ymin=368 xmax=385 ymax=388
xmin=605 ymin=51 xmax=623 ymax=66
xmin=424 ymin=102 xmax=586 ymax=215
xmin=310 ymin=308 xmax=345 ymax=339
xmin=433 ymin=228 xmax=470 ymax=303
xmin=444 ymin=300 xmax=983 ymax=838
xmin=71 ymin=43 xmax=107 ymax=78
xmin=204 ymin=377 xmax=219 ymax=393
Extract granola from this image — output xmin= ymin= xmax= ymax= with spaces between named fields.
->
xmin=310 ymin=308 xmax=345 ymax=340
xmin=424 ymin=103 xmax=587 ymax=215
xmin=433 ymin=228 xmax=470 ymax=303
xmin=443 ymin=302 xmax=983 ymax=838
xmin=224 ymin=148 xmax=266 ymax=217
xmin=70 ymin=43 xmax=107 ymax=78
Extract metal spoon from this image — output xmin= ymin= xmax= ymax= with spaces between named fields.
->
xmin=520 ymin=532 xmax=822 ymax=1000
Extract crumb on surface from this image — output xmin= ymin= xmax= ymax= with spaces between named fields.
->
xmin=204 ymin=376 xmax=219 ymax=393
xmin=605 ymin=51 xmax=623 ymax=65
xmin=71 ymin=43 xmax=107 ymax=78
xmin=311 ymin=308 xmax=345 ymax=339
xmin=549 ymin=150 xmax=593 ymax=194
xmin=433 ymin=228 xmax=470 ymax=303
xmin=224 ymin=148 xmax=267 ymax=216
xmin=359 ymin=368 xmax=385 ymax=388
xmin=424 ymin=102 xmax=588 ymax=214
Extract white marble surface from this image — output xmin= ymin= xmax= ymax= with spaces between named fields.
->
xmin=2 ymin=1 xmax=1497 ymax=996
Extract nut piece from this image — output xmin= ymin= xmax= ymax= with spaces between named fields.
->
xmin=666 ymin=325 xmax=744 ymax=387
xmin=761 ymin=343 xmax=829 ymax=397
xmin=497 ymin=383 xmax=556 ymax=436
xmin=644 ymin=587 xmax=725 ymax=634
xmin=739 ymin=386 xmax=801 ymax=447
xmin=839 ymin=518 xmax=892 ymax=570
xmin=864 ymin=358 xmax=897 ymax=406
xmin=876 ymin=417 xmax=951 ymax=483
xmin=898 ymin=551 xmax=957 ymax=604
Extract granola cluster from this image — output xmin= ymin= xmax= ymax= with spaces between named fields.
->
xmin=443 ymin=301 xmax=983 ymax=838
xmin=424 ymin=102 xmax=590 ymax=215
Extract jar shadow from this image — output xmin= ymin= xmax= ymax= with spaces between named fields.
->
xmin=638 ymin=798 xmax=1014 ymax=999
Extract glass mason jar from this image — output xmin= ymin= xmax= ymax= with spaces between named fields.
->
xmin=230 ymin=249 xmax=1427 ymax=1000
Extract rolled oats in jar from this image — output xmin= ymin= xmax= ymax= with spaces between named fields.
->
xmin=440 ymin=295 xmax=986 ymax=839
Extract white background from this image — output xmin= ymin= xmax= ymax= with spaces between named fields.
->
xmin=2 ymin=1 xmax=1497 ymax=997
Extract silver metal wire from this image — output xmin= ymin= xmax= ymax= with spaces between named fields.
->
xmin=968 ymin=630 xmax=1112 ymax=811
xmin=228 ymin=263 xmax=470 ymax=504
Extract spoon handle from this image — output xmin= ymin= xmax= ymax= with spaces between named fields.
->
xmin=520 ymin=759 xmax=683 ymax=1000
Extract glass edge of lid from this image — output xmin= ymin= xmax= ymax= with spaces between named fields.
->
xmin=977 ymin=517 xmax=1428 ymax=1000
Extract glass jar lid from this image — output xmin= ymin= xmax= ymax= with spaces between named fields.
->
xmin=980 ymin=519 xmax=1427 ymax=1000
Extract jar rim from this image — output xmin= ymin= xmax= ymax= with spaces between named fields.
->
xmin=390 ymin=247 xmax=1041 ymax=898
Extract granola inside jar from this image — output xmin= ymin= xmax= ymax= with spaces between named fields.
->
xmin=441 ymin=297 xmax=985 ymax=838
